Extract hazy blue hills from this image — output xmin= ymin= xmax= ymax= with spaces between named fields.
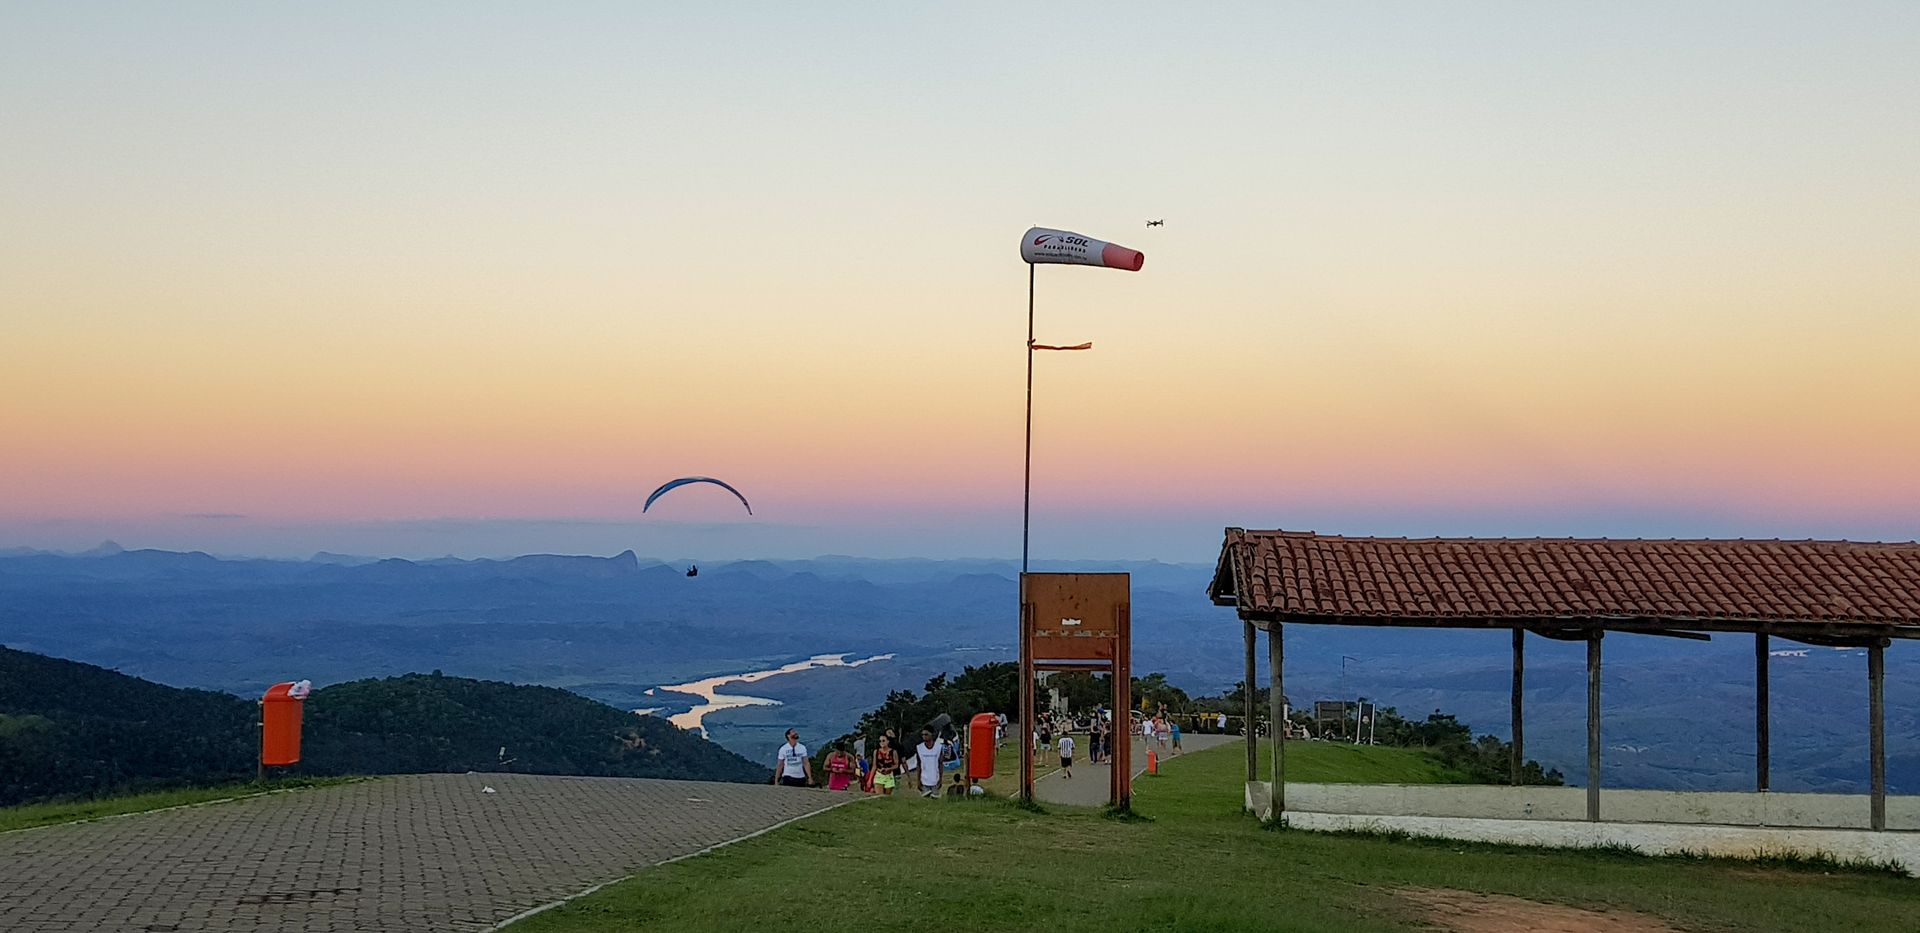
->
xmin=1 ymin=545 xmax=1913 ymax=795
xmin=0 ymin=645 xmax=765 ymax=806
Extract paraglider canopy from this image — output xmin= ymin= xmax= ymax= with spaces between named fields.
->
xmin=643 ymin=476 xmax=753 ymax=515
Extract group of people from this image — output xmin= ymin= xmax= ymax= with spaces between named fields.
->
xmin=772 ymin=726 xmax=981 ymax=799
xmin=1033 ymin=710 xmax=1103 ymax=775
xmin=773 ymin=704 xmax=1192 ymax=796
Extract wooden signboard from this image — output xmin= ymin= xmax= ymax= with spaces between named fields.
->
xmin=1019 ymin=572 xmax=1131 ymax=808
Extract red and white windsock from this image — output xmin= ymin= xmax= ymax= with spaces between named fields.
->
xmin=1020 ymin=227 xmax=1145 ymax=271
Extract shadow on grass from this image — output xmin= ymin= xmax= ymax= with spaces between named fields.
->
xmin=1102 ymin=805 xmax=1153 ymax=823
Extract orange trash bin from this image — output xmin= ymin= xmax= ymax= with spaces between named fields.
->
xmin=967 ymin=713 xmax=997 ymax=780
xmin=260 ymin=680 xmax=312 ymax=767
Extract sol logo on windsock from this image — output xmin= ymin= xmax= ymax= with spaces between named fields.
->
xmin=1020 ymin=226 xmax=1144 ymax=271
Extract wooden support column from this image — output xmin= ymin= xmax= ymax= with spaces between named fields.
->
xmin=1586 ymin=629 xmax=1603 ymax=822
xmin=1017 ymin=580 xmax=1034 ymax=803
xmin=1870 ymin=640 xmax=1886 ymax=832
xmin=1511 ymin=628 xmax=1525 ymax=785
xmin=1268 ymin=622 xmax=1285 ymax=819
xmin=1113 ymin=596 xmax=1133 ymax=812
xmin=1756 ymin=633 xmax=1770 ymax=792
xmin=1244 ymin=619 xmax=1257 ymax=783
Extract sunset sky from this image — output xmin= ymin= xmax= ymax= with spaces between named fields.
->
xmin=3 ymin=3 xmax=1917 ymax=561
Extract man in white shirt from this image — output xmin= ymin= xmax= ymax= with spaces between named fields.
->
xmin=913 ymin=729 xmax=946 ymax=798
xmin=773 ymin=729 xmax=813 ymax=788
xmin=1057 ymin=734 xmax=1075 ymax=779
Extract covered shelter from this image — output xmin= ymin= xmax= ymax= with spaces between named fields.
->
xmin=1209 ymin=529 xmax=1920 ymax=830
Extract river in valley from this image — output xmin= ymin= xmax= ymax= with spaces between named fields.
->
xmin=638 ymin=652 xmax=895 ymax=738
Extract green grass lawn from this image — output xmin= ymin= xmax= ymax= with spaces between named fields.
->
xmin=509 ymin=742 xmax=1915 ymax=933
xmin=976 ymin=734 xmax=1464 ymax=799
xmin=1260 ymin=739 xmax=1473 ymax=784
xmin=0 ymin=777 xmax=364 ymax=833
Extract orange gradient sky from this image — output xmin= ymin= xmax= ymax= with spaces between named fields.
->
xmin=3 ymin=4 xmax=1917 ymax=560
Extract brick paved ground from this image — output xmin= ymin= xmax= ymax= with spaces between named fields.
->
xmin=0 ymin=773 xmax=849 ymax=932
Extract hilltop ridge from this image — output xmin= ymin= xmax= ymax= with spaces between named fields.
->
xmin=0 ymin=645 xmax=764 ymax=806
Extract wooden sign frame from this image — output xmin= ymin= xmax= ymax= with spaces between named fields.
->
xmin=1019 ymin=572 xmax=1131 ymax=808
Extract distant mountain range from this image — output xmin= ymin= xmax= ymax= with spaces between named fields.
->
xmin=0 ymin=645 xmax=764 ymax=806
xmin=0 ymin=544 xmax=1912 ymax=795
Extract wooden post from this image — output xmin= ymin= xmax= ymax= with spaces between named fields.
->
xmin=1511 ymin=627 xmax=1525 ymax=785
xmin=1586 ymin=629 xmax=1603 ymax=822
xmin=1268 ymin=622 xmax=1285 ymax=819
xmin=1870 ymin=640 xmax=1886 ymax=831
xmin=1018 ymin=580 xmax=1034 ymax=803
xmin=1112 ymin=600 xmax=1133 ymax=812
xmin=1756 ymin=633 xmax=1770 ymax=792
xmin=1244 ymin=619 xmax=1257 ymax=783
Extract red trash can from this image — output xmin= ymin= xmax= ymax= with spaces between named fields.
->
xmin=260 ymin=680 xmax=311 ymax=767
xmin=967 ymin=713 xmax=997 ymax=780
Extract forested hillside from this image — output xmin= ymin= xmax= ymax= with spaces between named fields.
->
xmin=303 ymin=673 xmax=764 ymax=783
xmin=0 ymin=646 xmax=254 ymax=803
xmin=0 ymin=646 xmax=764 ymax=806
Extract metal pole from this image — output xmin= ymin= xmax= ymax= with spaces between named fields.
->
xmin=1511 ymin=627 xmax=1525 ymax=785
xmin=256 ymin=701 xmax=265 ymax=783
xmin=1870 ymin=640 xmax=1886 ymax=831
xmin=1022 ymin=262 xmax=1034 ymax=575
xmin=1017 ymin=262 xmax=1035 ymax=802
xmin=1268 ymin=623 xmax=1285 ymax=820
xmin=1756 ymin=633 xmax=1770 ymax=792
xmin=1587 ymin=629 xmax=1602 ymax=822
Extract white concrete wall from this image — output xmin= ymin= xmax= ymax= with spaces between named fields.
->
xmin=1244 ymin=780 xmax=1919 ymax=831
xmin=1285 ymin=811 xmax=1920 ymax=878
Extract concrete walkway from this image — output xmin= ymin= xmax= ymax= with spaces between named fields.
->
xmin=1034 ymin=732 xmax=1240 ymax=807
xmin=0 ymin=773 xmax=849 ymax=932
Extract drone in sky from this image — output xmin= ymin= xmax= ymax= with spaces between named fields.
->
xmin=1146 ymin=219 xmax=1164 ymax=227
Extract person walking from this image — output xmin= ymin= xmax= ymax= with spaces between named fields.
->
xmin=872 ymin=735 xmax=900 ymax=796
xmin=913 ymin=729 xmax=946 ymax=799
xmin=1170 ymin=720 xmax=1183 ymax=755
xmin=823 ymin=742 xmax=857 ymax=791
xmin=773 ymin=729 xmax=813 ymax=788
xmin=1057 ymin=733 xmax=1075 ymax=779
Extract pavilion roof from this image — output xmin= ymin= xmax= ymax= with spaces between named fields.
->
xmin=1210 ymin=529 xmax=1920 ymax=640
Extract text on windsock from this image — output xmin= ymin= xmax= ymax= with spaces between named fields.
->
xmin=1020 ymin=227 xmax=1145 ymax=271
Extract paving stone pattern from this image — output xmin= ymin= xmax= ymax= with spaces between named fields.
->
xmin=0 ymin=773 xmax=847 ymax=932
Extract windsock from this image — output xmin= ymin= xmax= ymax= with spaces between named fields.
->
xmin=1020 ymin=227 xmax=1145 ymax=271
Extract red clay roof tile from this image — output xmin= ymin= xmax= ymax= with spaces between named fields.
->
xmin=1215 ymin=529 xmax=1920 ymax=628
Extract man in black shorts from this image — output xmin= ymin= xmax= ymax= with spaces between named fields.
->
xmin=773 ymin=729 xmax=813 ymax=787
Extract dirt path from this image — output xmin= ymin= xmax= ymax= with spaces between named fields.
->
xmin=1400 ymin=888 xmax=1683 ymax=933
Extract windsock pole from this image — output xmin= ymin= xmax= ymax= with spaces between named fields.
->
xmin=1023 ymin=261 xmax=1034 ymax=576
xmin=1014 ymin=226 xmax=1141 ymax=804
xmin=1019 ymin=262 xmax=1034 ymax=803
